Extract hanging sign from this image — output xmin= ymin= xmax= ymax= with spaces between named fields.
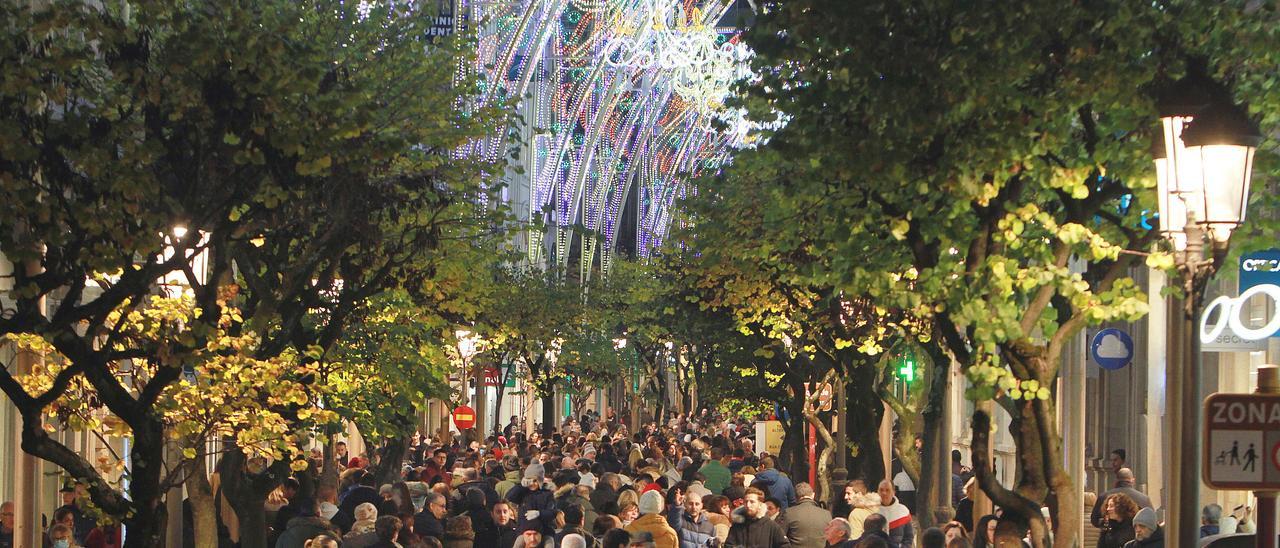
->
xmin=1200 ymin=284 xmax=1280 ymax=345
xmin=1090 ymin=328 xmax=1133 ymax=370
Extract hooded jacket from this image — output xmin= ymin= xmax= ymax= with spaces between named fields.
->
xmin=555 ymin=484 xmax=600 ymax=529
xmin=626 ymin=513 xmax=680 ymax=548
xmin=591 ymin=483 xmax=620 ymax=516
xmin=496 ymin=470 xmax=522 ymax=498
xmin=751 ymin=469 xmax=797 ymax=509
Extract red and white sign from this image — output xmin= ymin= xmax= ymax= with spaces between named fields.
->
xmin=805 ymin=382 xmax=835 ymax=412
xmin=453 ymin=405 xmax=476 ymax=430
xmin=482 ymin=367 xmax=500 ymax=387
xmin=1203 ymin=393 xmax=1280 ymax=490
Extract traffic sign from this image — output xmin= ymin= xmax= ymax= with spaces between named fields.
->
xmin=453 ymin=405 xmax=476 ymax=430
xmin=805 ymin=382 xmax=835 ymax=412
xmin=1203 ymin=393 xmax=1280 ymax=490
xmin=1090 ymin=328 xmax=1133 ymax=370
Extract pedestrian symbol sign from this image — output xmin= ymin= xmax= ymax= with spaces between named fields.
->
xmin=1203 ymin=393 xmax=1280 ymax=490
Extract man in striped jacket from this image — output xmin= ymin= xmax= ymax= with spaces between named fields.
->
xmin=876 ymin=480 xmax=914 ymax=548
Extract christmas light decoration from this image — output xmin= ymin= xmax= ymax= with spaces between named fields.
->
xmin=457 ymin=0 xmax=753 ymax=278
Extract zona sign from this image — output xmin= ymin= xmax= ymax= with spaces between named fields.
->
xmin=1203 ymin=392 xmax=1280 ymax=490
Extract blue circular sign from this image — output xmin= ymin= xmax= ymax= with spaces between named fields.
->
xmin=1091 ymin=328 xmax=1133 ymax=370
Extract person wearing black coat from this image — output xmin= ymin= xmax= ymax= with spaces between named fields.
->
xmin=726 ymin=491 xmax=787 ymax=548
xmin=591 ymin=474 xmax=621 ymax=517
xmin=414 ymin=493 xmax=448 ymax=543
xmin=334 ymin=473 xmax=381 ymax=534
xmin=505 ymin=463 xmax=559 ymax=537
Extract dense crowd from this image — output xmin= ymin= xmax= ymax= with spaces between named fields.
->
xmin=252 ymin=409 xmax=932 ymax=548
xmin=8 ymin=416 xmax=1235 ymax=548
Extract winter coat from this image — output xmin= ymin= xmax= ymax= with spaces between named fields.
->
xmin=1099 ymin=519 xmax=1136 ymax=548
xmin=1123 ymin=528 xmax=1164 ymax=548
xmin=336 ymin=486 xmax=382 ymax=533
xmin=698 ymin=461 xmax=732 ymax=495
xmin=456 ymin=480 xmax=501 ymax=510
xmin=626 ymin=513 xmax=681 ymax=548
xmin=422 ymin=461 xmax=452 ymax=487
xmin=414 ymin=510 xmax=446 ymax=543
xmin=783 ymin=499 xmax=832 ymax=548
xmin=505 ymin=484 xmax=558 ymax=536
xmin=726 ymin=511 xmax=788 ymax=548
xmin=878 ymin=498 xmax=914 ymax=548
xmin=751 ymin=469 xmax=798 ymax=509
xmin=444 ymin=530 xmax=476 ymax=548
xmin=342 ymin=531 xmax=380 ymax=548
xmin=676 ymin=511 xmax=717 ymax=548
xmin=1091 ymin=487 xmax=1152 ymax=528
xmin=555 ymin=484 xmax=600 ymax=527
xmin=496 ymin=471 xmax=521 ymax=499
xmin=273 ymin=516 xmax=340 ymax=548
xmin=591 ymin=484 xmax=620 ymax=516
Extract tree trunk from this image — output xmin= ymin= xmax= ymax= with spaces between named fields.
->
xmin=846 ymin=366 xmax=886 ymax=485
xmin=916 ymin=341 xmax=953 ymax=529
xmin=778 ymin=389 xmax=808 ymax=482
xmin=319 ymin=436 xmax=339 ymax=491
xmin=803 ymin=409 xmax=836 ymax=503
xmin=541 ymin=390 xmax=557 ymax=436
xmin=221 ymin=447 xmax=288 ymax=548
xmin=972 ymin=409 xmax=1048 ymax=548
xmin=187 ymin=453 xmax=220 ymax=548
xmin=122 ymin=420 xmax=168 ymax=548
xmin=372 ymin=436 xmax=409 ymax=486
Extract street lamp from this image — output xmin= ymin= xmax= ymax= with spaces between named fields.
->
xmin=1155 ymin=71 xmax=1262 ymax=548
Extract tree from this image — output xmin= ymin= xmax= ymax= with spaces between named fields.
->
xmin=480 ymin=266 xmax=615 ymax=435
xmin=727 ymin=1 xmax=1279 ymax=546
xmin=0 ymin=1 xmax=500 ymax=545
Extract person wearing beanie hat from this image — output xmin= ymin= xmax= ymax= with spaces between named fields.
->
xmin=625 ymin=491 xmax=678 ymax=548
xmin=1125 ymin=507 xmax=1163 ymax=548
xmin=506 ymin=461 xmax=558 ymax=537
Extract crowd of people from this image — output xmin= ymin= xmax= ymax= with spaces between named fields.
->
xmin=254 ymin=410 xmax=942 ymax=548
xmin=0 ymin=421 xmax=1260 ymax=548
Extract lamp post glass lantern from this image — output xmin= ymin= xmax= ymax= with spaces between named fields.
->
xmin=1155 ymin=86 xmax=1262 ymax=548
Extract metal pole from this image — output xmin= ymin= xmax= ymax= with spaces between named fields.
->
xmin=1167 ymin=291 xmax=1186 ymax=541
xmin=1255 ymin=366 xmax=1279 ymax=548
xmin=836 ymin=376 xmax=848 ymax=470
xmin=1175 ymin=229 xmax=1206 ymax=548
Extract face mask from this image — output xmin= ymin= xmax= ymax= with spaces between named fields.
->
xmin=54 ymin=540 xmax=70 ymax=548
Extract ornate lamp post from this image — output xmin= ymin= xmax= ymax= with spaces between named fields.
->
xmin=1155 ymin=71 xmax=1261 ymax=548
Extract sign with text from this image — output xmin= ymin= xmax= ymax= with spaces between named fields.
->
xmin=1203 ymin=393 xmax=1280 ymax=490
xmin=1240 ymin=249 xmax=1280 ymax=293
xmin=754 ymin=420 xmax=785 ymax=457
